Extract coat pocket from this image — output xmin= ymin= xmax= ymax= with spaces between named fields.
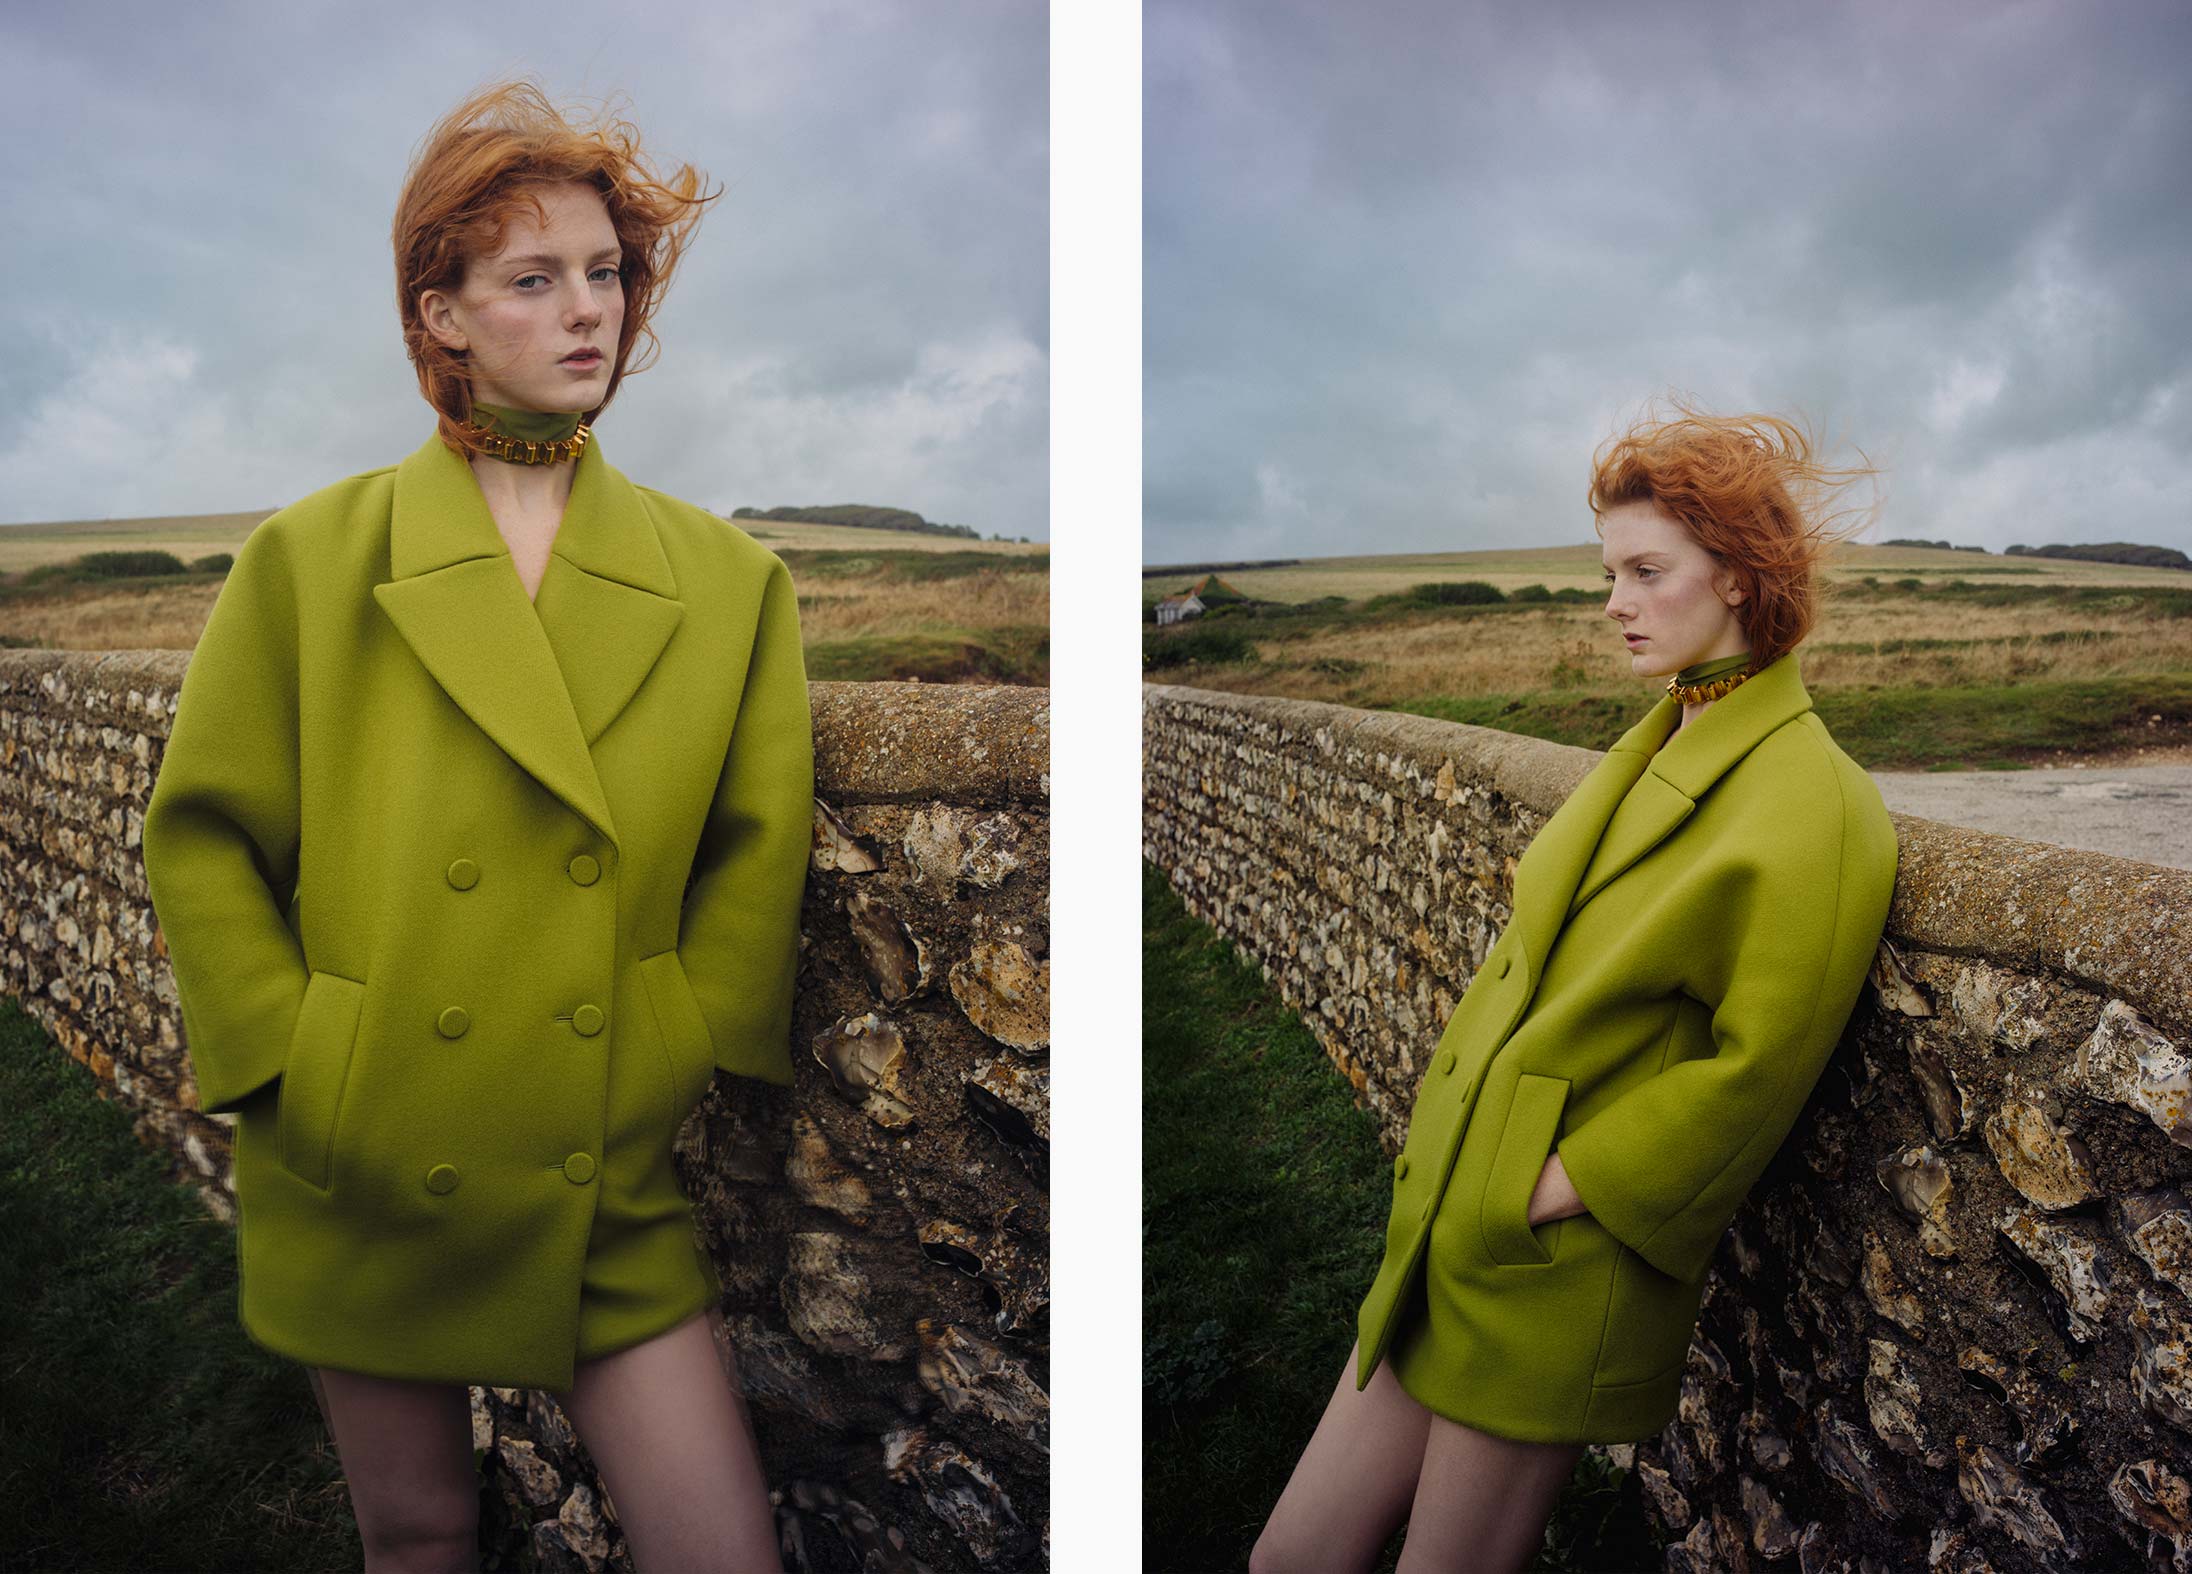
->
xmin=638 ymin=948 xmax=715 ymax=1121
xmin=1595 ymin=1244 xmax=1709 ymax=1388
xmin=1479 ymin=1072 xmax=1571 ymax=1266
xmin=276 ymin=970 xmax=367 ymax=1192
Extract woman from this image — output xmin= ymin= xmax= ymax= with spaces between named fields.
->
xmin=140 ymin=79 xmax=807 ymax=1573
xmin=1252 ymin=401 xmax=1898 ymax=1574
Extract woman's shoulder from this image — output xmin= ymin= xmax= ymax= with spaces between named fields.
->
xmin=229 ymin=464 xmax=401 ymax=575
xmin=1738 ymin=710 xmax=1898 ymax=873
xmin=629 ymin=482 xmax=788 ymax=580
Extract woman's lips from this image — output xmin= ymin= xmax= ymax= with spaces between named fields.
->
xmin=1624 ymin=634 xmax=1647 ymax=645
xmin=562 ymin=351 xmax=602 ymax=367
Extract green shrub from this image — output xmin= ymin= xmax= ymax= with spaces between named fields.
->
xmin=1405 ymin=581 xmax=1506 ymax=606
xmin=191 ymin=553 xmax=234 ymax=574
xmin=1510 ymin=583 xmax=1553 ymax=602
xmin=76 ymin=549 xmax=190 ymax=578
xmin=1144 ymin=625 xmax=1258 ymax=670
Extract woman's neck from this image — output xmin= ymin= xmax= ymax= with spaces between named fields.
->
xmin=465 ymin=398 xmax=585 ymax=515
xmin=1667 ymin=649 xmax=1753 ymax=735
xmin=469 ymin=454 xmax=575 ymax=518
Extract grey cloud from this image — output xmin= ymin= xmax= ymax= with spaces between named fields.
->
xmin=1146 ymin=0 xmax=2192 ymax=562
xmin=0 ymin=0 xmax=1046 ymax=538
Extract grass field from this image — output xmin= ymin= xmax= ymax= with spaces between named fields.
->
xmin=1142 ymin=540 xmax=2190 ymax=610
xmin=0 ymin=996 xmax=372 ymax=1572
xmin=1142 ymin=864 xmax=1660 ymax=1572
xmin=0 ymin=995 xmax=574 ymax=1570
xmin=1144 ymin=545 xmax=2192 ymax=769
xmin=0 ymin=510 xmax=1049 ymax=684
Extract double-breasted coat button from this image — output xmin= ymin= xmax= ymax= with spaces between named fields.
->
xmin=563 ymin=1152 xmax=596 ymax=1184
xmin=446 ymin=858 xmax=479 ymax=890
xmin=573 ymin=1003 xmax=604 ymax=1036
xmin=1394 ymin=1153 xmax=1411 ymax=1181
xmin=1435 ymin=1048 xmax=1457 ymax=1076
xmin=1496 ymin=954 xmax=1512 ymax=979
xmin=567 ymin=854 xmax=600 ymax=886
xmin=438 ymin=1006 xmax=470 ymax=1038
xmin=425 ymin=1163 xmax=460 ymax=1193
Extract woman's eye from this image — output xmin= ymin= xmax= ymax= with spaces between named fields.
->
xmin=515 ymin=267 xmax=621 ymax=290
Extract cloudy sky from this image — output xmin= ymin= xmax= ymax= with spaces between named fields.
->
xmin=1145 ymin=0 xmax=2192 ymax=565
xmin=0 ymin=0 xmax=1046 ymax=538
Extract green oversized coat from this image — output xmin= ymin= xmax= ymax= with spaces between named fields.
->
xmin=1355 ymin=648 xmax=1897 ymax=1442
xmin=141 ymin=427 xmax=813 ymax=1393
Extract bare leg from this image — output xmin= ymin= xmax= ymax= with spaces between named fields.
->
xmin=1250 ymin=1340 xmax=1435 ymax=1574
xmin=307 ymin=1365 xmax=480 ymax=1573
xmin=1393 ymin=1413 xmax=1585 ymax=1574
xmin=558 ymin=1304 xmax=782 ymax=1574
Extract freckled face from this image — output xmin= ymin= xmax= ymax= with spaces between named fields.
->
xmin=419 ymin=179 xmax=625 ymax=415
xmin=1600 ymin=499 xmax=1749 ymax=680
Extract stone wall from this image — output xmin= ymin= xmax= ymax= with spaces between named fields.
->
xmin=0 ymin=650 xmax=1049 ymax=1574
xmin=1145 ymin=680 xmax=2192 ymax=1574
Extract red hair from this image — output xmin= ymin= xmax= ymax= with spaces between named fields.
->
xmin=391 ymin=77 xmax=720 ymax=461
xmin=1587 ymin=393 xmax=1883 ymax=668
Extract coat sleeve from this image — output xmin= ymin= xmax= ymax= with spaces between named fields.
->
xmin=676 ymin=553 xmax=814 ymax=1086
xmin=141 ymin=523 xmax=313 ymax=1116
xmin=1555 ymin=775 xmax=1895 ymax=1283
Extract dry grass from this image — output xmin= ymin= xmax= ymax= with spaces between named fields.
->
xmin=792 ymin=569 xmax=1042 ymax=644
xmin=1162 ymin=596 xmax=2192 ymax=709
xmin=0 ymin=584 xmax=226 ymax=652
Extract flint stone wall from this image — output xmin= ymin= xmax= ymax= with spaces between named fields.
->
xmin=1144 ymin=680 xmax=2192 ymax=1574
xmin=0 ymin=649 xmax=1049 ymax=1574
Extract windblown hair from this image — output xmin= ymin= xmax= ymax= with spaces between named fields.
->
xmin=1587 ymin=393 xmax=1884 ymax=669
xmin=392 ymin=77 xmax=720 ymax=461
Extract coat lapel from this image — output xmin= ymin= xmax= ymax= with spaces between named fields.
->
xmin=374 ymin=429 xmax=685 ymax=851
xmin=1501 ymin=651 xmax=1816 ymax=966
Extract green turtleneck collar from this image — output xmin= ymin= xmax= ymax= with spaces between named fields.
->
xmin=468 ymin=399 xmax=584 ymax=444
xmin=1675 ymin=650 xmax=1754 ymax=688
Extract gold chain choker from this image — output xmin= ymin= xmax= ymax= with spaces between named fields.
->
xmin=1666 ymin=666 xmax=1755 ymax=705
xmin=458 ymin=420 xmax=592 ymax=465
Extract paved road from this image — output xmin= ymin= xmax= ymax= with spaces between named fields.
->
xmin=1868 ymin=762 xmax=2192 ymax=872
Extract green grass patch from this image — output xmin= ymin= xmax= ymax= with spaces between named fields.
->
xmin=1142 ymin=866 xmax=1659 ymax=1571
xmin=1837 ymin=579 xmax=2192 ymax=616
xmin=1814 ymin=629 xmax=2127 ymax=655
xmin=1394 ymin=675 xmax=2192 ymax=768
xmin=1808 ymin=676 xmax=2192 ymax=767
xmin=0 ymin=995 xmax=369 ymax=1571
xmin=1143 ymin=624 xmax=1261 ymax=670
xmin=0 ymin=551 xmax=232 ymax=600
xmin=776 ymin=547 xmax=1047 ymax=584
xmin=802 ymin=626 xmax=1048 ymax=684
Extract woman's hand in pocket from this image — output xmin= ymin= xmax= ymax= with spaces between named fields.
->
xmin=1526 ymin=1152 xmax=1589 ymax=1228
